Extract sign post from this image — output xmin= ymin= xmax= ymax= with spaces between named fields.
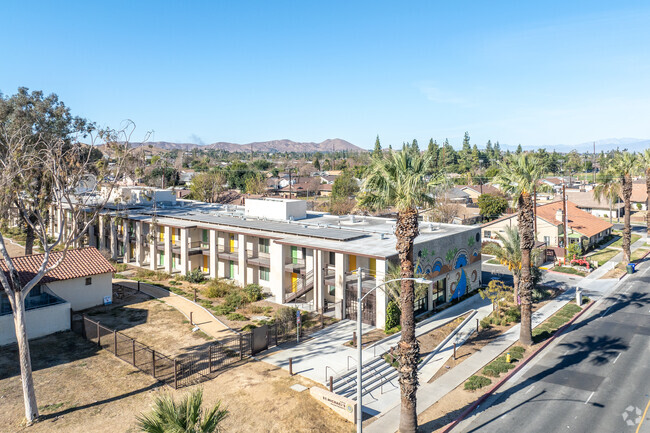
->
xmin=296 ymin=310 xmax=301 ymax=343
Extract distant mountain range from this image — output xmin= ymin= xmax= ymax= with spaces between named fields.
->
xmin=501 ymin=138 xmax=650 ymax=153
xmin=129 ymin=138 xmax=362 ymax=153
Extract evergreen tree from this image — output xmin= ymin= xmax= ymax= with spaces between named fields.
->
xmin=516 ymin=144 xmax=523 ymax=154
xmin=486 ymin=140 xmax=493 ymax=163
xmin=427 ymin=139 xmax=439 ymax=170
xmin=411 ymin=139 xmax=420 ymax=154
xmin=494 ymin=141 xmax=502 ymax=160
xmin=373 ymin=135 xmax=382 ymax=158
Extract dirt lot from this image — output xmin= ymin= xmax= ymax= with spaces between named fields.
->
xmin=1 ymin=290 xmax=355 ymax=433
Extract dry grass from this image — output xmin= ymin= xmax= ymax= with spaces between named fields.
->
xmin=1 ymin=292 xmax=356 ymax=433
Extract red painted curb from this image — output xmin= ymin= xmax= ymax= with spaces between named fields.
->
xmin=441 ymin=300 xmax=596 ymax=433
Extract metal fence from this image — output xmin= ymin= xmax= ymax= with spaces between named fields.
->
xmin=77 ymin=305 xmax=324 ymax=388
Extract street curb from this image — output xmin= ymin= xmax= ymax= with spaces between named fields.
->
xmin=442 ymin=300 xmax=596 ymax=433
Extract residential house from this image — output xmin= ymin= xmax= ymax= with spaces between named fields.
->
xmin=565 ymin=190 xmax=624 ymax=220
xmin=0 ymin=248 xmax=115 ymax=346
xmin=458 ymin=184 xmax=501 ymax=202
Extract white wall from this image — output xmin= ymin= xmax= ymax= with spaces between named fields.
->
xmin=47 ymin=273 xmax=113 ymax=311
xmin=244 ymin=198 xmax=307 ymax=221
xmin=0 ymin=302 xmax=70 ymax=346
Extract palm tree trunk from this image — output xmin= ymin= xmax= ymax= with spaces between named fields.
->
xmin=623 ymin=175 xmax=632 ymax=263
xmin=518 ymin=193 xmax=534 ymax=346
xmin=609 ymin=198 xmax=613 ymax=225
xmin=395 ymin=207 xmax=420 ymax=433
xmin=512 ymin=273 xmax=520 ymax=305
xmin=12 ymin=291 xmax=39 ymax=422
xmin=646 ymin=168 xmax=650 ymax=236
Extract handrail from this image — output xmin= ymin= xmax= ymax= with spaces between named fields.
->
xmin=325 ymin=364 xmax=374 ymax=398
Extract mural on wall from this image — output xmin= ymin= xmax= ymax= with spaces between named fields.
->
xmin=416 ymin=235 xmax=482 ymax=301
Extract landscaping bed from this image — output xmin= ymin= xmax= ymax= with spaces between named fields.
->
xmin=552 ymin=266 xmax=587 ymax=277
xmin=587 ymin=248 xmax=619 ymax=266
xmin=610 ymin=231 xmax=641 ymax=248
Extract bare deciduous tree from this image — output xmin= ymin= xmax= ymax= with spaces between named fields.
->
xmin=0 ymin=121 xmax=136 ymax=423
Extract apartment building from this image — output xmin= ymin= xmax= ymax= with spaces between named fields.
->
xmin=50 ymin=189 xmax=482 ymax=329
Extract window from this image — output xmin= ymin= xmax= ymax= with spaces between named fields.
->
xmin=259 ymin=238 xmax=270 ymax=254
xmin=544 ymin=236 xmax=550 ymax=245
xmin=484 ymin=230 xmax=491 ymax=238
xmin=85 ymin=277 xmax=92 ymax=285
xmin=433 ymin=278 xmax=446 ymax=306
xmin=329 ymin=252 xmax=336 ymax=265
xmin=328 ymin=285 xmax=335 ymax=296
xmin=259 ymin=266 xmax=270 ymax=281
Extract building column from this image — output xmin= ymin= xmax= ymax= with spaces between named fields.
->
xmin=123 ymin=220 xmax=131 ymax=263
xmin=98 ymin=216 xmax=105 ymax=251
xmin=110 ymin=220 xmax=118 ymax=260
xmin=374 ymin=259 xmax=387 ymax=329
xmin=164 ymin=226 xmax=172 ymax=273
xmin=209 ymin=229 xmax=218 ymax=279
xmin=149 ymin=223 xmax=158 ymax=271
xmin=270 ymin=241 xmax=285 ymax=303
xmin=238 ymin=233 xmax=247 ymax=285
xmin=88 ymin=223 xmax=96 ymax=248
xmin=180 ymin=228 xmax=189 ymax=275
xmin=314 ymin=249 xmax=326 ymax=311
xmin=135 ymin=221 xmax=144 ymax=266
xmin=334 ymin=252 xmax=349 ymax=320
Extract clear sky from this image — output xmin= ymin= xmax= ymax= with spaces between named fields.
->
xmin=2 ymin=1 xmax=649 ymax=149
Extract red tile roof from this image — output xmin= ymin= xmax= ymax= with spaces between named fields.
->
xmin=1 ymin=247 xmax=115 ymax=287
xmin=535 ymin=201 xmax=613 ymax=238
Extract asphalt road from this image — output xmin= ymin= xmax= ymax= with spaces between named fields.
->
xmin=613 ymin=223 xmax=646 ymax=233
xmin=459 ymin=261 xmax=650 ymax=433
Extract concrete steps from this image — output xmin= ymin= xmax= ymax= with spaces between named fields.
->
xmin=330 ymin=354 xmax=399 ymax=400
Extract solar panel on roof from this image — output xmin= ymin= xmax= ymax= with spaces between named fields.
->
xmin=142 ymin=210 xmax=366 ymax=241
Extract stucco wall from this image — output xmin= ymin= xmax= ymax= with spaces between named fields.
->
xmin=0 ymin=301 xmax=70 ymax=346
xmin=47 ymin=273 xmax=113 ymax=311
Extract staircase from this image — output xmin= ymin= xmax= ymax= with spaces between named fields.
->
xmin=330 ymin=354 xmax=399 ymax=401
xmin=284 ymin=270 xmax=314 ymax=303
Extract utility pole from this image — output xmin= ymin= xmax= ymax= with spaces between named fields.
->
xmin=533 ymin=185 xmax=537 ymax=241
xmin=562 ymin=183 xmax=568 ymax=261
xmin=593 ymin=141 xmax=596 ymax=184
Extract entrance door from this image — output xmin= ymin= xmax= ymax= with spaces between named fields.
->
xmin=229 ymin=261 xmax=235 ymax=279
xmin=349 ymin=255 xmax=357 ymax=272
xmin=369 ymin=258 xmax=376 ymax=277
xmin=203 ymin=255 xmax=209 ymax=273
xmin=345 ymin=286 xmax=376 ymax=326
xmin=229 ymin=234 xmax=235 ymax=252
xmin=291 ymin=273 xmax=298 ymax=292
xmin=291 ymin=246 xmax=298 ymax=264
xmin=251 ymin=325 xmax=269 ymax=354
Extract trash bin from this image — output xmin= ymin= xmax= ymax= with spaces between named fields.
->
xmin=626 ymin=263 xmax=635 ymax=274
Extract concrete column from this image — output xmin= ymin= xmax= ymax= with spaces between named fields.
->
xmin=98 ymin=216 xmax=105 ymax=251
xmin=149 ymin=223 xmax=157 ymax=270
xmin=248 ymin=237 xmax=259 ymax=284
xmin=335 ymin=253 xmax=349 ymax=319
xmin=164 ymin=226 xmax=172 ymax=273
xmin=270 ymin=241 xmax=285 ymax=303
xmin=217 ymin=232 xmax=225 ymax=278
xmin=374 ymin=259 xmax=387 ymax=329
xmin=238 ymin=233 xmax=246 ymax=285
xmin=314 ymin=249 xmax=326 ymax=311
xmin=123 ymin=219 xmax=131 ymax=263
xmin=180 ymin=228 xmax=189 ymax=275
xmin=110 ymin=220 xmax=118 ymax=260
xmin=135 ymin=221 xmax=143 ymax=266
xmin=209 ymin=229 xmax=218 ymax=279
xmin=88 ymin=223 xmax=96 ymax=248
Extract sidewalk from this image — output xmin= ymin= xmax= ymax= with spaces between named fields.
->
xmin=585 ymin=235 xmax=648 ymax=280
xmin=366 ymin=287 xmax=580 ymax=433
xmin=114 ymin=279 xmax=235 ymax=341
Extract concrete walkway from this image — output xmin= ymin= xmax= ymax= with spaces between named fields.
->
xmin=114 ymin=279 xmax=235 ymax=340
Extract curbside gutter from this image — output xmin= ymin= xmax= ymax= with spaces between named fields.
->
xmin=442 ymin=300 xmax=596 ymax=433
xmin=419 ymin=310 xmax=477 ymax=370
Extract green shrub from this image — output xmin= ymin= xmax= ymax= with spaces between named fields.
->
xmin=114 ymin=263 xmax=128 ymax=272
xmin=243 ymin=284 xmax=263 ymax=303
xmin=480 ymin=317 xmax=491 ymax=329
xmin=227 ymin=312 xmax=248 ymax=321
xmin=385 ymin=325 xmax=401 ymax=335
xmin=275 ymin=306 xmax=298 ymax=324
xmin=225 ymin=291 xmax=244 ymax=309
xmin=204 ymin=279 xmax=236 ymax=298
xmin=169 ymin=280 xmax=180 ymax=286
xmin=505 ymin=307 xmax=521 ymax=323
xmin=581 ymin=296 xmax=590 ymax=305
xmin=213 ymin=304 xmax=235 ymax=316
xmin=500 ymin=317 xmax=508 ymax=326
xmin=184 ymin=268 xmax=205 ymax=284
xmin=385 ymin=300 xmax=401 ymax=330
xmin=250 ymin=305 xmax=265 ymax=314
xmin=242 ymin=324 xmax=257 ymax=331
xmin=509 ymin=346 xmax=525 ymax=360
xmin=464 ymin=375 xmax=492 ymax=390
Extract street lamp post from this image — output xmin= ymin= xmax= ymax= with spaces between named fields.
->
xmin=354 ymin=267 xmax=432 ymax=432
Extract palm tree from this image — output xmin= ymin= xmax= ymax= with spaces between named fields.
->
xmin=495 ymin=226 xmax=522 ymax=302
xmin=359 ymin=146 xmax=441 ymax=433
xmin=640 ymin=149 xmax=650 ymax=236
xmin=137 ymin=389 xmax=228 ymax=433
xmin=493 ymin=153 xmax=546 ymax=346
xmin=593 ymin=170 xmax=622 ymax=225
xmin=610 ymin=152 xmax=639 ymax=263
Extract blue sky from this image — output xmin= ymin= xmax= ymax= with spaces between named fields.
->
xmin=2 ymin=1 xmax=650 ymax=149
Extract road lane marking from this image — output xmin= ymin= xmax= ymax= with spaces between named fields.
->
xmin=636 ymin=397 xmax=650 ymax=433
xmin=585 ymin=392 xmax=595 ymax=405
xmin=525 ymin=385 xmax=535 ymax=395
xmin=613 ymin=353 xmax=622 ymax=364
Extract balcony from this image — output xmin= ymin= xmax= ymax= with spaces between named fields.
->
xmin=217 ymin=248 xmax=238 ymax=262
xmin=284 ymin=257 xmax=306 ymax=273
xmin=248 ymin=253 xmax=270 ymax=267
